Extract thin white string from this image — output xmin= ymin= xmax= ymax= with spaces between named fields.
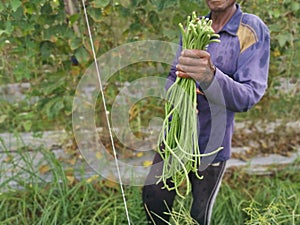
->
xmin=80 ymin=1 xmax=131 ymax=224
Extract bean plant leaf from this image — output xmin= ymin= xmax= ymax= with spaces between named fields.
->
xmin=68 ymin=37 xmax=82 ymax=51
xmin=152 ymin=0 xmax=165 ymax=11
xmin=40 ymin=41 xmax=55 ymax=60
xmin=74 ymin=46 xmax=91 ymax=64
xmin=132 ymin=0 xmax=147 ymax=7
xmin=277 ymin=34 xmax=290 ymax=48
xmin=179 ymin=0 xmax=202 ymax=14
xmin=0 ymin=29 xmax=9 ymax=36
xmin=271 ymin=8 xmax=281 ymax=18
xmin=43 ymin=97 xmax=65 ymax=119
xmin=87 ymin=7 xmax=102 ymax=22
xmin=291 ymin=2 xmax=300 ymax=12
xmin=41 ymin=2 xmax=53 ymax=14
xmin=148 ymin=10 xmax=160 ymax=29
xmin=0 ymin=115 xmax=7 ymax=124
xmin=11 ymin=0 xmax=22 ymax=12
xmin=23 ymin=2 xmax=37 ymax=15
xmin=91 ymin=0 xmax=111 ymax=8
xmin=150 ymin=0 xmax=177 ymax=11
xmin=68 ymin=14 xmax=80 ymax=24
xmin=0 ymin=0 xmax=298 ymax=131
xmin=119 ymin=0 xmax=131 ymax=8
xmin=3 ymin=21 xmax=13 ymax=36
xmin=22 ymin=120 xmax=32 ymax=132
xmin=0 ymin=3 xmax=4 ymax=13
xmin=162 ymin=0 xmax=177 ymax=9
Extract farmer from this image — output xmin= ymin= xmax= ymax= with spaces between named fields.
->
xmin=142 ymin=0 xmax=270 ymax=224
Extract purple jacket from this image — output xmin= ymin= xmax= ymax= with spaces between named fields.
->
xmin=166 ymin=4 xmax=270 ymax=163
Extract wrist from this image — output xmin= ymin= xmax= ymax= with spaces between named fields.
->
xmin=201 ymin=66 xmax=216 ymax=90
xmin=209 ymin=60 xmax=216 ymax=75
xmin=201 ymin=78 xmax=213 ymax=90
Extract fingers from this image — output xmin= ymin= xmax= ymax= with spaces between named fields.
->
xmin=176 ymin=71 xmax=200 ymax=81
xmin=181 ymin=49 xmax=210 ymax=59
xmin=177 ymin=50 xmax=209 ymax=67
xmin=196 ymin=88 xmax=204 ymax=95
xmin=176 ymin=62 xmax=207 ymax=74
xmin=176 ymin=49 xmax=210 ymax=75
xmin=175 ymin=49 xmax=213 ymax=83
xmin=175 ymin=70 xmax=190 ymax=79
xmin=178 ymin=57 xmax=199 ymax=67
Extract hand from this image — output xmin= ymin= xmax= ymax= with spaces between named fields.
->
xmin=176 ymin=49 xmax=216 ymax=86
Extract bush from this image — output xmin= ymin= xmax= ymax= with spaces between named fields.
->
xmin=0 ymin=0 xmax=299 ymax=132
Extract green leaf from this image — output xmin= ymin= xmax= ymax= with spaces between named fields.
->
xmin=22 ymin=120 xmax=32 ymax=132
xmin=0 ymin=3 xmax=5 ymax=13
xmin=50 ymin=99 xmax=65 ymax=118
xmin=87 ymin=7 xmax=102 ymax=22
xmin=68 ymin=14 xmax=80 ymax=24
xmin=0 ymin=115 xmax=8 ymax=124
xmin=162 ymin=28 xmax=178 ymax=41
xmin=271 ymin=8 xmax=281 ymax=18
xmin=268 ymin=24 xmax=282 ymax=33
xmin=179 ymin=0 xmax=201 ymax=14
xmin=23 ymin=2 xmax=38 ymax=15
xmin=40 ymin=41 xmax=55 ymax=60
xmin=132 ymin=0 xmax=147 ymax=7
xmin=11 ymin=0 xmax=22 ymax=12
xmin=118 ymin=6 xmax=131 ymax=17
xmin=151 ymin=0 xmax=177 ymax=10
xmin=13 ymin=61 xmax=33 ymax=81
xmin=41 ymin=2 xmax=53 ymax=15
xmin=277 ymin=34 xmax=289 ymax=47
xmin=148 ymin=11 xmax=160 ymax=29
xmin=91 ymin=0 xmax=111 ymax=8
xmin=68 ymin=38 xmax=82 ymax=51
xmin=74 ymin=46 xmax=90 ymax=64
xmin=0 ymin=30 xmax=9 ymax=36
xmin=41 ymin=77 xmax=66 ymax=95
xmin=118 ymin=0 xmax=131 ymax=8
xmin=162 ymin=0 xmax=177 ymax=9
xmin=43 ymin=98 xmax=64 ymax=119
xmin=291 ymin=2 xmax=300 ymax=12
xmin=172 ymin=13 xmax=184 ymax=27
xmin=152 ymin=0 xmax=165 ymax=11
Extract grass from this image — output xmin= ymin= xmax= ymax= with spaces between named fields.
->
xmin=0 ymin=142 xmax=299 ymax=225
xmin=0 ymin=146 xmax=145 ymax=225
xmin=211 ymin=162 xmax=300 ymax=225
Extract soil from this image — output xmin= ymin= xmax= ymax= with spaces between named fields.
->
xmin=232 ymin=120 xmax=300 ymax=160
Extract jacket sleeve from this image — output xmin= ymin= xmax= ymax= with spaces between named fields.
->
xmin=204 ymin=22 xmax=270 ymax=112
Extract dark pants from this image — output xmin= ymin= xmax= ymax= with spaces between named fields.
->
xmin=142 ymin=153 xmax=227 ymax=225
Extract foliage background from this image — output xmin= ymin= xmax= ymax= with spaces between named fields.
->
xmin=0 ymin=0 xmax=299 ymax=133
xmin=0 ymin=1 xmax=299 ymax=224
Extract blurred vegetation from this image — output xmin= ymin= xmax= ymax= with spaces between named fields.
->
xmin=0 ymin=146 xmax=299 ymax=224
xmin=0 ymin=0 xmax=299 ymax=133
xmin=0 ymin=2 xmax=299 ymax=224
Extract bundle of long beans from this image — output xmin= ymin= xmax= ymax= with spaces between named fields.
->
xmin=157 ymin=12 xmax=222 ymax=198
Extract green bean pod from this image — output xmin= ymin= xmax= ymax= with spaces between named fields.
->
xmin=156 ymin=12 xmax=222 ymax=198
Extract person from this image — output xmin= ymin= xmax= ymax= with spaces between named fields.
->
xmin=142 ymin=0 xmax=270 ymax=224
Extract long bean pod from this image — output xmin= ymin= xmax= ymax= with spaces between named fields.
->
xmin=157 ymin=12 xmax=222 ymax=198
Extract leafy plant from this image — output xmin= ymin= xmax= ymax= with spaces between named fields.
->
xmin=243 ymin=197 xmax=299 ymax=225
xmin=1 ymin=140 xmax=299 ymax=224
xmin=0 ymin=0 xmax=299 ymax=132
